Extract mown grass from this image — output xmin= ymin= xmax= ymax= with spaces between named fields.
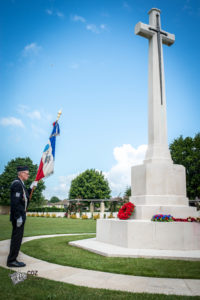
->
xmin=21 ymin=235 xmax=200 ymax=279
xmin=0 ymin=267 xmax=199 ymax=300
xmin=0 ymin=215 xmax=96 ymax=241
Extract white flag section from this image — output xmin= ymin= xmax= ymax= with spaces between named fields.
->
xmin=36 ymin=121 xmax=60 ymax=181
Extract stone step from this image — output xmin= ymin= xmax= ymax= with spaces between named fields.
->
xmin=97 ymin=219 xmax=200 ymax=250
xmin=132 ymin=205 xmax=198 ymax=220
xmin=130 ymin=195 xmax=189 ymax=206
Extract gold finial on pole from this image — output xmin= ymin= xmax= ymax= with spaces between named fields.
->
xmin=56 ymin=109 xmax=62 ymax=122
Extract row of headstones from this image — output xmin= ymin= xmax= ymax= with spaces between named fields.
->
xmin=27 ymin=211 xmax=118 ymax=218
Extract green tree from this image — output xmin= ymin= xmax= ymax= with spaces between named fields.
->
xmin=0 ymin=157 xmax=45 ymax=208
xmin=50 ymin=196 xmax=60 ymax=203
xmin=124 ymin=186 xmax=131 ymax=198
xmin=69 ymin=169 xmax=111 ymax=199
xmin=169 ymin=133 xmax=200 ymax=199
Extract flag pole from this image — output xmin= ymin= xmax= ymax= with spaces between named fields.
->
xmin=29 ymin=110 xmax=62 ymax=202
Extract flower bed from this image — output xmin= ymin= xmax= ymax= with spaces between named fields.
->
xmin=152 ymin=214 xmax=200 ymax=222
xmin=118 ymin=202 xmax=135 ymax=220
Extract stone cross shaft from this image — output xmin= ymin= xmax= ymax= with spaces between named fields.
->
xmin=135 ymin=8 xmax=175 ymax=163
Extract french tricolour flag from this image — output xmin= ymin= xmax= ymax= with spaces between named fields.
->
xmin=35 ymin=121 xmax=60 ymax=181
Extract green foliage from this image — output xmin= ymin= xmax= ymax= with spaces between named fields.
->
xmin=170 ymin=133 xmax=200 ymax=199
xmin=124 ymin=186 xmax=131 ymax=197
xmin=0 ymin=157 xmax=45 ymax=207
xmin=50 ymin=196 xmax=60 ymax=203
xmin=29 ymin=206 xmax=66 ymax=212
xmin=69 ymin=169 xmax=111 ymax=199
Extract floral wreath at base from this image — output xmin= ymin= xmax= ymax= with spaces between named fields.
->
xmin=151 ymin=214 xmax=200 ymax=223
xmin=118 ymin=202 xmax=135 ymax=220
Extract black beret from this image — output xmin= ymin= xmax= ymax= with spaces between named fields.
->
xmin=17 ymin=166 xmax=29 ymax=172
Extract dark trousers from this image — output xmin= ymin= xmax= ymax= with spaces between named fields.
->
xmin=7 ymin=220 xmax=25 ymax=263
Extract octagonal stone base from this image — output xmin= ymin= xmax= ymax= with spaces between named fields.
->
xmin=96 ymin=219 xmax=200 ymax=250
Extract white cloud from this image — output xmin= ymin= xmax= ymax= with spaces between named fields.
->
xmin=22 ymin=43 xmax=42 ymax=57
xmin=100 ymin=24 xmax=106 ymax=30
xmin=0 ymin=117 xmax=24 ymax=128
xmin=45 ymin=9 xmax=64 ymax=18
xmin=27 ymin=110 xmax=41 ymax=120
xmin=17 ymin=105 xmax=42 ymax=120
xmin=56 ymin=11 xmax=64 ymax=18
xmin=44 ymin=144 xmax=147 ymax=200
xmin=71 ymin=14 xmax=86 ymax=23
xmin=86 ymin=23 xmax=108 ymax=34
xmin=43 ymin=174 xmax=77 ymax=200
xmin=46 ymin=9 xmax=53 ymax=15
xmin=71 ymin=14 xmax=108 ymax=34
xmin=104 ymin=144 xmax=147 ymax=196
xmin=86 ymin=24 xmax=99 ymax=34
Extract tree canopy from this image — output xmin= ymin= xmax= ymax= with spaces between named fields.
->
xmin=0 ymin=157 xmax=45 ymax=208
xmin=69 ymin=169 xmax=111 ymax=199
xmin=169 ymin=133 xmax=200 ymax=199
xmin=124 ymin=186 xmax=131 ymax=198
xmin=50 ymin=196 xmax=60 ymax=203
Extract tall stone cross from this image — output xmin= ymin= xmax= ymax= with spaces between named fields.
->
xmin=135 ymin=8 xmax=175 ymax=163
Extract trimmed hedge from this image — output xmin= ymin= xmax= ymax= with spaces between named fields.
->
xmin=28 ymin=207 xmax=66 ymax=212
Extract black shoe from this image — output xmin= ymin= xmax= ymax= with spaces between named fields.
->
xmin=16 ymin=260 xmax=26 ymax=267
xmin=7 ymin=260 xmax=26 ymax=268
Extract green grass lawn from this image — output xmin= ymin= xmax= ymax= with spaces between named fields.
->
xmin=21 ymin=235 xmax=200 ymax=280
xmin=0 ymin=215 xmax=96 ymax=241
xmin=0 ymin=267 xmax=199 ymax=300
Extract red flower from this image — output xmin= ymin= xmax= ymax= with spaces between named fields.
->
xmin=118 ymin=202 xmax=135 ymax=220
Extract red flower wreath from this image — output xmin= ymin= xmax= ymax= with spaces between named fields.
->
xmin=118 ymin=202 xmax=135 ymax=220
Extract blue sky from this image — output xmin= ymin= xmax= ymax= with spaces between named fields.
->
xmin=0 ymin=0 xmax=199 ymax=199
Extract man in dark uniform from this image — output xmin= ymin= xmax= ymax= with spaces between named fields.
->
xmin=7 ymin=166 xmax=37 ymax=268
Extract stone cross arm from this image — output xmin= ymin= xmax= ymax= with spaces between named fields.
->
xmin=135 ymin=22 xmax=175 ymax=46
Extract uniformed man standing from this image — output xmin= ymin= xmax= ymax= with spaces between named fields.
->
xmin=7 ymin=166 xmax=37 ymax=268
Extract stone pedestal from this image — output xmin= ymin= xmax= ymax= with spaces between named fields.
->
xmin=130 ymin=161 xmax=197 ymax=219
xmin=97 ymin=219 xmax=200 ymax=250
xmin=96 ymin=161 xmax=200 ymax=251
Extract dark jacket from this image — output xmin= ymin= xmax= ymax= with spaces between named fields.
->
xmin=10 ymin=178 xmax=31 ymax=222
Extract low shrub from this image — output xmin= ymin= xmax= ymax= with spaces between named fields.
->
xmin=93 ymin=213 xmax=100 ymax=220
xmin=51 ymin=213 xmax=56 ymax=218
xmin=108 ymin=213 xmax=114 ymax=218
xmin=82 ymin=214 xmax=88 ymax=220
xmin=70 ymin=214 xmax=77 ymax=219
